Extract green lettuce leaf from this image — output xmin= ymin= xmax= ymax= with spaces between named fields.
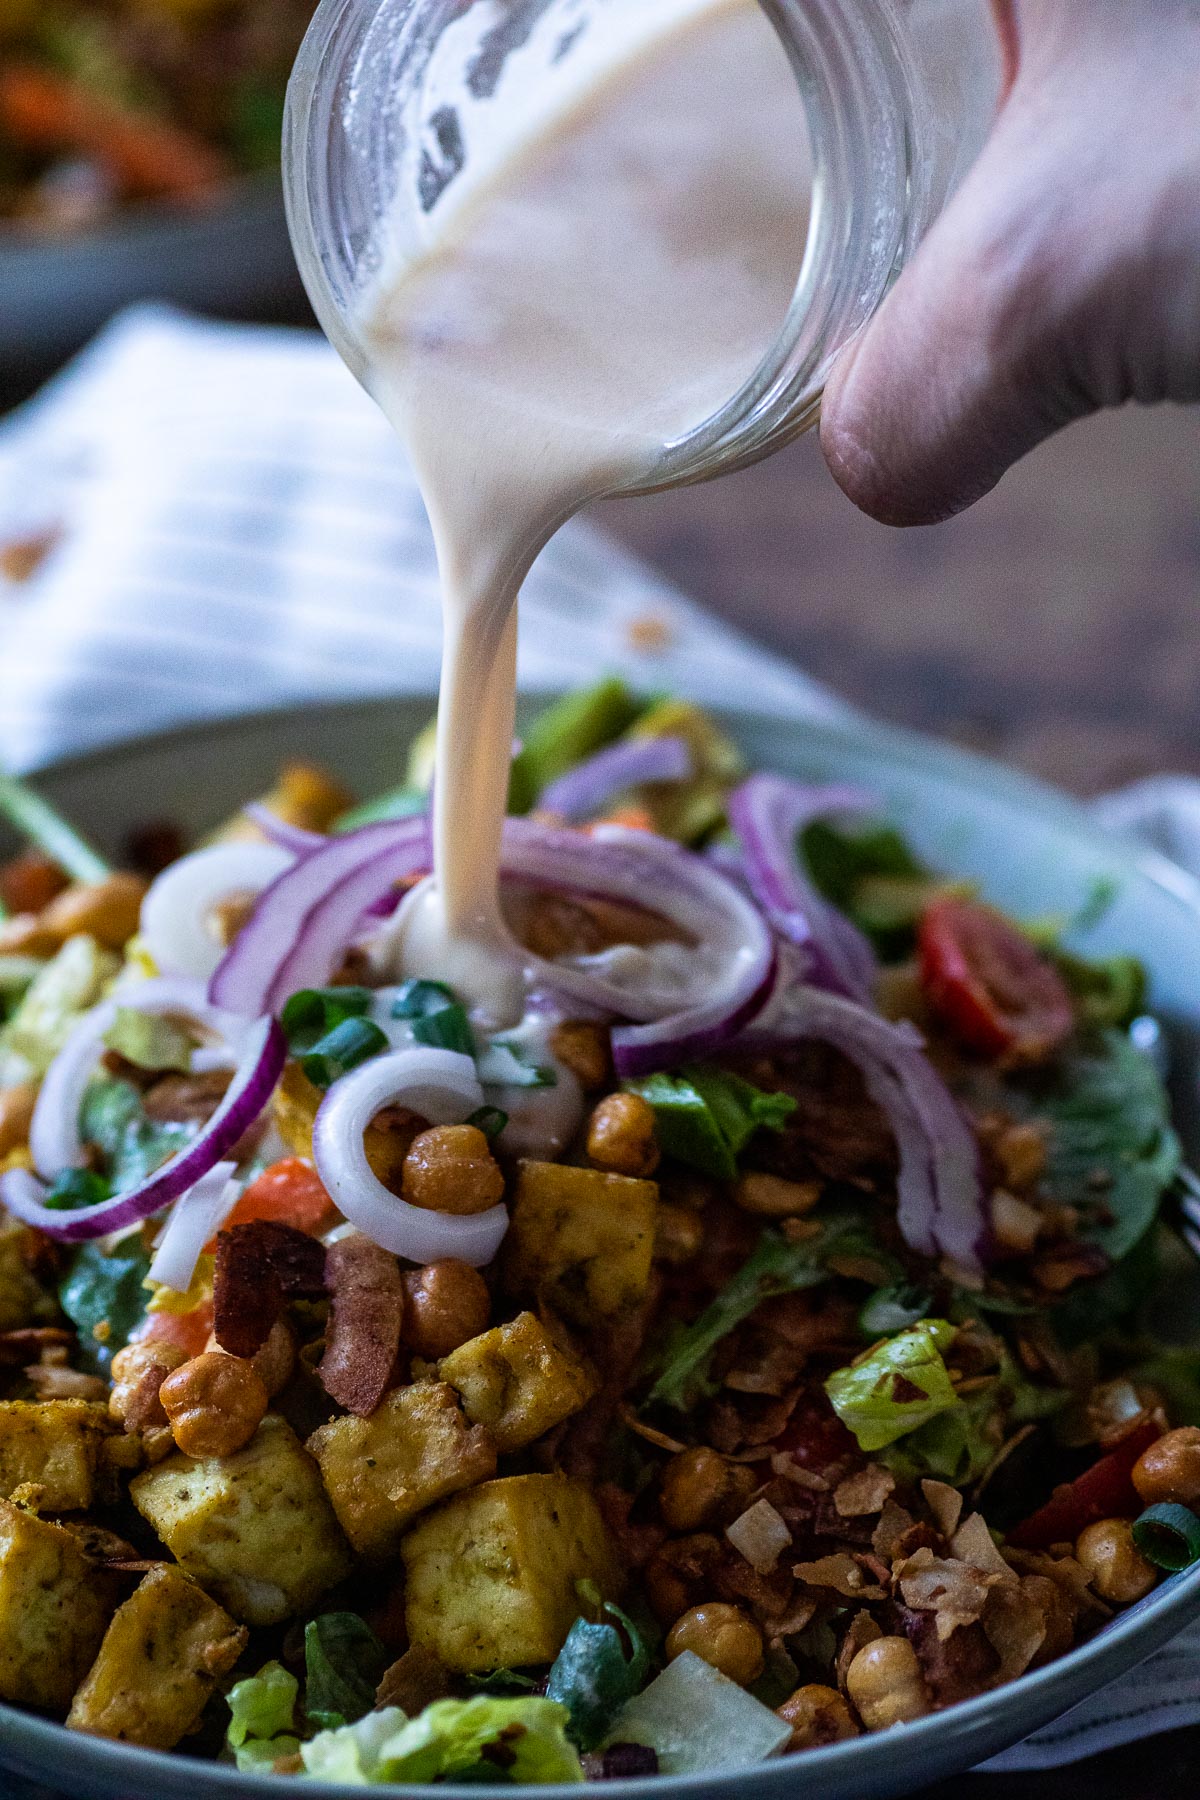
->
xmin=801 ymin=818 xmax=946 ymax=960
xmin=0 ymin=935 xmax=117 ymax=1083
xmin=510 ymin=679 xmax=644 ymax=816
xmin=302 ymin=1696 xmax=585 ymax=1786
xmin=104 ymin=1008 xmax=193 ymax=1073
xmin=58 ymin=1238 xmax=153 ymax=1376
xmin=227 ymin=1660 xmax=299 ymax=1750
xmin=546 ymin=1600 xmax=650 ymax=1750
xmin=304 ymin=1613 xmax=387 ymax=1731
xmin=625 ymin=1067 xmax=795 ymax=1181
xmin=79 ymin=1076 xmax=197 ymax=1192
xmin=825 ymin=1319 xmax=960 ymax=1452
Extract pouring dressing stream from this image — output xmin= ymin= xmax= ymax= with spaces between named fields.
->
xmin=359 ymin=0 xmax=812 ymax=1026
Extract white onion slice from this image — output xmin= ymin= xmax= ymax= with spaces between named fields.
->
xmin=312 ymin=1047 xmax=508 ymax=1266
xmin=141 ymin=842 xmax=294 ymax=982
xmin=148 ymin=1160 xmax=239 ymax=1293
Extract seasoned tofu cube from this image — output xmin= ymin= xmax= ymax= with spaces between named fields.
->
xmin=130 ymin=1414 xmax=351 ymax=1627
xmin=504 ymin=1161 xmax=657 ymax=1325
xmin=0 ymin=1499 xmax=118 ymax=1711
xmin=439 ymin=1312 xmax=596 ymax=1452
xmin=308 ymin=1381 xmax=496 ymax=1563
xmin=68 ymin=1564 xmax=246 ymax=1749
xmin=402 ymin=1473 xmax=620 ymax=1672
xmin=0 ymin=1401 xmax=113 ymax=1513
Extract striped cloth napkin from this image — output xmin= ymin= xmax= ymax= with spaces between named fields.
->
xmin=1 ymin=305 xmax=1199 ymax=1773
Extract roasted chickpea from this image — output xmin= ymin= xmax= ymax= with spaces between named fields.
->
xmin=207 ymin=1319 xmax=296 ymax=1399
xmin=846 ymin=1638 xmax=930 ymax=1730
xmin=402 ymin=1259 xmax=491 ymax=1358
xmin=659 ymin=1446 xmax=756 ymax=1532
xmin=1133 ymin=1428 xmax=1200 ymax=1508
xmin=665 ymin=1603 xmax=764 ymax=1687
xmin=644 ymin=1534 xmax=722 ymax=1626
xmin=1075 ymin=1518 xmax=1157 ymax=1604
xmin=0 ymin=1083 xmax=36 ymax=1161
xmin=777 ymin=1684 xmax=860 ymax=1750
xmin=586 ymin=1093 xmax=660 ymax=1177
xmin=550 ymin=1021 xmax=612 ymax=1092
xmin=653 ymin=1203 xmax=705 ymax=1265
xmin=402 ymin=1125 xmax=505 ymax=1216
xmin=995 ymin=1121 xmax=1047 ymax=1193
xmin=733 ymin=1173 xmax=821 ymax=1219
xmin=991 ymin=1189 xmax=1041 ymax=1257
xmin=41 ymin=872 xmax=147 ymax=951
xmin=159 ymin=1350 xmax=268 ymax=1457
xmin=108 ymin=1340 xmax=186 ymax=1433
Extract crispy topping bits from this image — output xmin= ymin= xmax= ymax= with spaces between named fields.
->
xmin=792 ymin=1554 xmax=887 ymax=1601
xmin=834 ymin=1464 xmax=896 ymax=1518
xmin=213 ymin=1221 xmax=326 ymax=1358
xmin=319 ymin=1234 xmax=405 ymax=1418
xmin=896 ymin=1548 xmax=998 ymax=1640
xmin=920 ymin=1478 xmax=964 ymax=1539
xmin=725 ymin=1499 xmax=792 ymax=1573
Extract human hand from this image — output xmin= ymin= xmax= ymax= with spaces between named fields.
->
xmin=819 ymin=0 xmax=1200 ymax=526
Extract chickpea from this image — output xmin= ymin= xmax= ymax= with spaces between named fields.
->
xmin=0 ymin=914 xmax=59 ymax=957
xmin=586 ymin=1093 xmax=660 ymax=1178
xmin=109 ymin=1340 xmax=186 ymax=1433
xmin=1133 ymin=1428 xmax=1200 ymax=1508
xmin=654 ymin=1202 xmax=705 ymax=1265
xmin=550 ymin=1021 xmax=612 ymax=1092
xmin=991 ymin=1190 xmax=1041 ymax=1257
xmin=777 ymin=1685 xmax=860 ymax=1750
xmin=1075 ymin=1518 xmax=1157 ymax=1605
xmin=159 ymin=1351 xmax=268 ymax=1458
xmin=0 ymin=1083 xmax=36 ymax=1161
xmin=666 ymin=1603 xmax=764 ymax=1687
xmin=41 ymin=872 xmax=147 ymax=951
xmin=644 ymin=1534 xmax=722 ymax=1627
xmin=402 ymin=1259 xmax=491 ymax=1358
xmin=659 ymin=1446 xmax=756 ymax=1533
xmin=845 ymin=1638 xmax=930 ymax=1731
xmin=995 ymin=1121 xmax=1047 ymax=1193
xmin=402 ymin=1125 xmax=505 ymax=1216
xmin=207 ymin=1318 xmax=296 ymax=1399
xmin=733 ymin=1173 xmax=821 ymax=1219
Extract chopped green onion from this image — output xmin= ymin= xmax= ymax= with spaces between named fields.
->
xmin=467 ymin=1106 xmax=508 ymax=1143
xmin=44 ymin=1169 xmax=114 ymax=1212
xmin=474 ymin=1041 xmax=555 ymax=1088
xmin=412 ymin=1004 xmax=474 ymax=1058
xmin=1132 ymin=1502 xmax=1200 ymax=1572
xmin=282 ymin=987 xmax=373 ymax=1056
xmin=859 ymin=1282 xmax=932 ymax=1339
xmin=391 ymin=979 xmax=457 ymax=1020
xmin=301 ymin=1018 xmax=390 ymax=1090
xmin=0 ymin=770 xmax=110 ymax=886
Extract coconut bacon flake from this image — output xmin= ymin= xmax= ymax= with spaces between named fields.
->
xmin=318 ymin=1233 xmax=405 ymax=1418
xmin=725 ymin=1498 xmax=792 ymax=1573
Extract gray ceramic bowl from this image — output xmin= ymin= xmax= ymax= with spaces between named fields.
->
xmin=3 ymin=693 xmax=1200 ymax=1800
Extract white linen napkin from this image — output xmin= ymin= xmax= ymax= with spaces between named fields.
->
xmin=2 ymin=307 xmax=1199 ymax=1771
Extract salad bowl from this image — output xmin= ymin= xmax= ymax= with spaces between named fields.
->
xmin=2 ymin=691 xmax=1200 ymax=1800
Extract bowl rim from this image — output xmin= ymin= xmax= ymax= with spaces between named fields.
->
xmin=4 ymin=690 xmax=1200 ymax=1799
xmin=0 ymin=167 xmax=284 ymax=260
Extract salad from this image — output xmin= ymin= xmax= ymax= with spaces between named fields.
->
xmin=0 ymin=683 xmax=1198 ymax=1784
xmin=0 ymin=0 xmax=315 ymax=230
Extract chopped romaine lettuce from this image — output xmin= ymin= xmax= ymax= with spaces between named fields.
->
xmin=801 ymin=817 xmax=946 ymax=959
xmin=627 ymin=700 xmax=743 ymax=843
xmin=625 ymin=1067 xmax=795 ymax=1181
xmin=0 ymin=935 xmax=117 ymax=1083
xmin=227 ymin=1660 xmax=299 ymax=1750
xmin=79 ymin=1076 xmax=197 ymax=1192
xmin=334 ymin=786 xmax=428 ymax=832
xmin=510 ymin=679 xmax=644 ymax=815
xmin=304 ymin=1613 xmax=387 ymax=1731
xmin=825 ymin=1319 xmax=960 ymax=1452
xmin=104 ymin=1007 xmax=193 ymax=1073
xmin=1053 ymin=952 xmax=1146 ymax=1028
xmin=605 ymin=1652 xmax=790 ymax=1775
xmin=546 ymin=1599 xmax=650 ymax=1750
xmin=301 ymin=1696 xmax=585 ymax=1786
xmin=58 ymin=1238 xmax=153 ymax=1376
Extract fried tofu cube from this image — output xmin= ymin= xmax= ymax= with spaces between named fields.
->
xmin=0 ymin=1499 xmax=118 ymax=1711
xmin=130 ymin=1414 xmax=351 ymax=1626
xmin=0 ymin=1400 xmax=113 ymax=1513
xmin=439 ymin=1312 xmax=596 ymax=1452
xmin=67 ymin=1564 xmax=246 ymax=1748
xmin=308 ymin=1381 xmax=496 ymax=1563
xmin=504 ymin=1161 xmax=657 ymax=1325
xmin=402 ymin=1473 xmax=620 ymax=1672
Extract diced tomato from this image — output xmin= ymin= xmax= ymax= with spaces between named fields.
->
xmin=917 ymin=897 xmax=1075 ymax=1063
xmin=136 ymin=1296 xmax=214 ymax=1360
xmin=1007 ymin=1417 xmax=1161 ymax=1549
xmin=214 ymin=1157 xmax=337 ymax=1241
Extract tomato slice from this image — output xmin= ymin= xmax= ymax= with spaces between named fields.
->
xmin=1008 ymin=1417 xmax=1161 ymax=1549
xmin=135 ymin=1296 xmax=215 ymax=1361
xmin=917 ymin=897 xmax=1075 ymax=1063
xmin=215 ymin=1157 xmax=337 ymax=1241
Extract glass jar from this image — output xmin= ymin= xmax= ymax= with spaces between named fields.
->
xmin=283 ymin=0 xmax=999 ymax=493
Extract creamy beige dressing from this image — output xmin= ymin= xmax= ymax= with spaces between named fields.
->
xmin=362 ymin=0 xmax=811 ymax=1024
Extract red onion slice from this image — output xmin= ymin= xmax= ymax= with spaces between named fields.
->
xmin=728 ymin=775 xmax=877 ymax=1003
xmin=1 ymin=1016 xmax=285 ymax=1243
xmin=311 ymin=1047 xmax=507 ymax=1265
xmin=744 ymin=976 xmax=989 ymax=1272
xmin=539 ymin=735 xmax=692 ymax=822
xmin=148 ymin=1160 xmax=239 ymax=1293
xmin=242 ymin=805 xmax=328 ymax=856
xmin=30 ymin=977 xmax=254 ymax=1179
xmin=141 ymin=842 xmax=296 ymax=982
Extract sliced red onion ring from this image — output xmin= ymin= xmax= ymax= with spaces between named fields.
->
xmin=1 ymin=1016 xmax=285 ymax=1243
xmin=242 ymin=804 xmax=327 ymax=856
xmin=728 ymin=775 xmax=877 ymax=1003
xmin=30 ymin=977 xmax=254 ymax=1179
xmin=148 ymin=1160 xmax=239 ymax=1293
xmin=311 ymin=1047 xmax=507 ymax=1265
xmin=539 ymin=735 xmax=692 ymax=822
xmin=742 ymin=976 xmax=989 ymax=1271
xmin=141 ymin=842 xmax=295 ymax=982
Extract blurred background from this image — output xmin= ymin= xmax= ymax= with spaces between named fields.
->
xmin=1 ymin=0 xmax=1199 ymax=801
